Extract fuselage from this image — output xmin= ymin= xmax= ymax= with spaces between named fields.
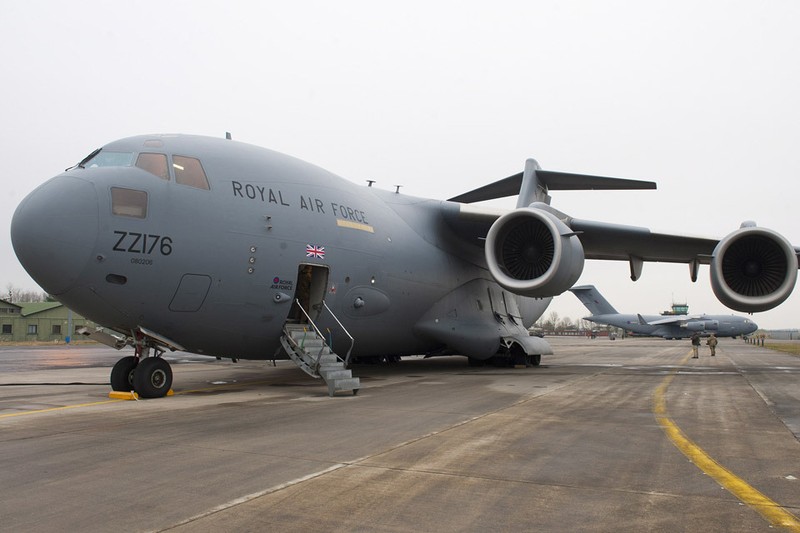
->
xmin=11 ymin=134 xmax=550 ymax=360
xmin=585 ymin=313 xmax=758 ymax=338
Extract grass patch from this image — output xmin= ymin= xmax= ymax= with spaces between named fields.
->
xmin=764 ymin=342 xmax=800 ymax=356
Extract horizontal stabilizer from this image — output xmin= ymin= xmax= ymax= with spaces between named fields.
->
xmin=449 ymin=170 xmax=656 ymax=204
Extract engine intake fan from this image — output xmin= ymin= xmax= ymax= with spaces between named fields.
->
xmin=485 ymin=207 xmax=584 ymax=297
xmin=711 ymin=225 xmax=798 ymax=313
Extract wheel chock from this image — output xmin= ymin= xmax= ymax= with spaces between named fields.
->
xmin=108 ymin=389 xmax=174 ymax=400
xmin=109 ymin=391 xmax=138 ymax=400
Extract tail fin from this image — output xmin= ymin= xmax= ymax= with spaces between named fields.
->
xmin=569 ymin=285 xmax=619 ymax=316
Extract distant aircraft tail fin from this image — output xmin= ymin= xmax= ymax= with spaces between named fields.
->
xmin=569 ymin=285 xmax=619 ymax=316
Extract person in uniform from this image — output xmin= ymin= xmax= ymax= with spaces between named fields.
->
xmin=706 ymin=333 xmax=718 ymax=356
xmin=690 ymin=332 xmax=701 ymax=358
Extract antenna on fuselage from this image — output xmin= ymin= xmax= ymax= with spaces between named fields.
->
xmin=366 ymin=180 xmax=376 ymax=187
xmin=225 ymin=132 xmax=232 ymax=140
xmin=394 ymin=185 xmax=402 ymax=194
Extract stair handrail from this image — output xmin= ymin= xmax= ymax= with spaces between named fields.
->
xmin=321 ymin=300 xmax=355 ymax=367
xmin=292 ymin=299 xmax=330 ymax=370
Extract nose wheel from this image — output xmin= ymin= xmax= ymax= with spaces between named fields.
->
xmin=108 ymin=330 xmax=178 ymax=398
xmin=132 ymin=358 xmax=173 ymax=398
xmin=110 ymin=356 xmax=173 ymax=398
xmin=110 ymin=356 xmax=138 ymax=392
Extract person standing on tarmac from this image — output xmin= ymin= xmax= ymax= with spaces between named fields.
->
xmin=707 ymin=333 xmax=718 ymax=356
xmin=691 ymin=332 xmax=701 ymax=358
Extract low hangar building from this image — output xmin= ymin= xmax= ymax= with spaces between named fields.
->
xmin=0 ymin=299 xmax=95 ymax=343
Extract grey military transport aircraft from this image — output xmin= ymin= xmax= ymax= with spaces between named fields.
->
xmin=570 ymin=285 xmax=758 ymax=339
xmin=10 ymin=134 xmax=800 ymax=397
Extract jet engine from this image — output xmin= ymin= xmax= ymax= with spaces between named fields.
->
xmin=686 ymin=320 xmax=718 ymax=332
xmin=710 ymin=225 xmax=798 ymax=313
xmin=485 ymin=207 xmax=584 ymax=297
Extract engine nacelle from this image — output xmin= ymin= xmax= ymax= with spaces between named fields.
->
xmin=710 ymin=226 xmax=798 ymax=313
xmin=686 ymin=320 xmax=718 ymax=332
xmin=485 ymin=207 xmax=584 ymax=297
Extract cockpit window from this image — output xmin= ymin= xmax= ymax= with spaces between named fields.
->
xmin=173 ymin=155 xmax=210 ymax=190
xmin=111 ymin=187 xmax=148 ymax=218
xmin=135 ymin=153 xmax=169 ymax=180
xmin=84 ymin=151 xmax=134 ymax=168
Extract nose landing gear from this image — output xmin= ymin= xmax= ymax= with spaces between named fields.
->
xmin=109 ymin=331 xmax=174 ymax=399
xmin=132 ymin=357 xmax=173 ymax=398
xmin=110 ymin=356 xmax=138 ymax=391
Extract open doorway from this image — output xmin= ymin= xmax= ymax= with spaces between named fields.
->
xmin=289 ymin=264 xmax=329 ymax=323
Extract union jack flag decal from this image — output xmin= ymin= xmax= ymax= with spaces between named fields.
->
xmin=306 ymin=244 xmax=325 ymax=259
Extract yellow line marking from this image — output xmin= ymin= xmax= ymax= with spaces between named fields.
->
xmin=653 ymin=351 xmax=800 ymax=530
xmin=0 ymin=398 xmax=126 ymax=419
xmin=336 ymin=219 xmax=374 ymax=233
xmin=1 ymin=379 xmax=278 ymax=419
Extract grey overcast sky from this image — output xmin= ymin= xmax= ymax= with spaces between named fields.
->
xmin=2 ymin=1 xmax=799 ymax=329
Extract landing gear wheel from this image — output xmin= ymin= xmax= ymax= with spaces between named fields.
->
xmin=133 ymin=358 xmax=173 ymax=398
xmin=110 ymin=356 xmax=138 ymax=391
xmin=530 ymin=354 xmax=541 ymax=367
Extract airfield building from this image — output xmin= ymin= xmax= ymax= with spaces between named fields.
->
xmin=0 ymin=299 xmax=94 ymax=343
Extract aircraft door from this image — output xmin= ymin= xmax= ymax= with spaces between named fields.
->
xmin=289 ymin=264 xmax=329 ymax=323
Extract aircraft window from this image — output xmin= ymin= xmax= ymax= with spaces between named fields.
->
xmin=111 ymin=187 xmax=148 ymax=218
xmin=173 ymin=155 xmax=210 ymax=190
xmin=83 ymin=151 xmax=134 ymax=168
xmin=136 ymin=153 xmax=169 ymax=180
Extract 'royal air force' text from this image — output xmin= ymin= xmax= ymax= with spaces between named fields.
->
xmin=231 ymin=181 xmax=369 ymax=224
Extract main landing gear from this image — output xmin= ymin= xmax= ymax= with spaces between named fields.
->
xmin=110 ymin=334 xmax=173 ymax=398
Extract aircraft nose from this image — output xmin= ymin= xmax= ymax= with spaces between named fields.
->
xmin=11 ymin=176 xmax=99 ymax=295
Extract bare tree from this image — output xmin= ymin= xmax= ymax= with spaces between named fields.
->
xmin=558 ymin=317 xmax=574 ymax=331
xmin=4 ymin=284 xmax=49 ymax=303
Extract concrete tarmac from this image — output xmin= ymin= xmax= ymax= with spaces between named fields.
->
xmin=1 ymin=337 xmax=799 ymax=532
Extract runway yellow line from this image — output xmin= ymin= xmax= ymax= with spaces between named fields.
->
xmin=0 ymin=378 xmax=289 ymax=419
xmin=653 ymin=352 xmax=800 ymax=531
xmin=0 ymin=398 xmax=125 ymax=419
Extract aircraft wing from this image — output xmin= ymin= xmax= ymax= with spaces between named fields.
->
xmin=641 ymin=314 xmax=704 ymax=326
xmin=567 ymin=218 xmax=718 ymax=264
xmin=443 ymin=166 xmax=798 ymax=313
xmin=448 ymin=204 xmax=719 ymax=265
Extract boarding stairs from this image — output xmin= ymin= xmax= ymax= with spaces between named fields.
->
xmin=280 ymin=302 xmax=359 ymax=396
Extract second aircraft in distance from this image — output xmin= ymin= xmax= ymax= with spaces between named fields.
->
xmin=570 ymin=285 xmax=758 ymax=339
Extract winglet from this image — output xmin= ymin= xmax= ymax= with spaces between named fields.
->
xmin=637 ymin=314 xmax=649 ymax=325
